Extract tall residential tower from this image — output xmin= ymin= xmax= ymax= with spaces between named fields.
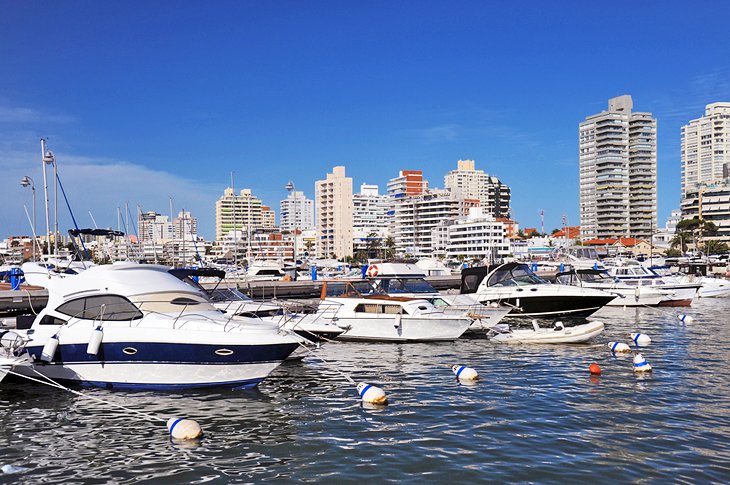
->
xmin=315 ymin=166 xmax=353 ymax=258
xmin=579 ymin=95 xmax=657 ymax=240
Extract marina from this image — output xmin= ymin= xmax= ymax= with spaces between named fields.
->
xmin=0 ymin=297 xmax=728 ymax=482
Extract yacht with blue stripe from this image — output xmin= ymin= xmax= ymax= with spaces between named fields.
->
xmin=13 ymin=261 xmax=300 ymax=390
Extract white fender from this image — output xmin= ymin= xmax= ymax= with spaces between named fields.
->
xmin=87 ymin=326 xmax=103 ymax=356
xmin=40 ymin=334 xmax=59 ymax=363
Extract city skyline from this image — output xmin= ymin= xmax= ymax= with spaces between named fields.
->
xmin=2 ymin=2 xmax=729 ymax=240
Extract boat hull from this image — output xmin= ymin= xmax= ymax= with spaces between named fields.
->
xmin=21 ymin=340 xmax=298 ymax=390
xmin=335 ymin=316 xmax=470 ymax=342
xmin=476 ymin=294 xmax=614 ymax=319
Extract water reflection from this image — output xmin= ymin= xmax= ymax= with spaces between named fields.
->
xmin=1 ymin=298 xmax=729 ymax=482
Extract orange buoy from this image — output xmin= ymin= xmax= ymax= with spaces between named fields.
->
xmin=589 ymin=363 xmax=601 ymax=375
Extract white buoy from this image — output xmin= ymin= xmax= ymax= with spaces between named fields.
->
xmin=607 ymin=341 xmax=631 ymax=353
xmin=633 ymin=353 xmax=653 ymax=373
xmin=678 ymin=314 xmax=695 ymax=323
xmin=167 ymin=418 xmax=203 ymax=440
xmin=87 ymin=326 xmax=103 ymax=356
xmin=630 ymin=333 xmax=651 ymax=346
xmin=40 ymin=334 xmax=59 ymax=363
xmin=452 ymin=364 xmax=479 ymax=381
xmin=356 ymin=382 xmax=388 ymax=405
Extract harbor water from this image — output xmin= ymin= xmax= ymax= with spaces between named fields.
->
xmin=1 ymin=298 xmax=730 ymax=483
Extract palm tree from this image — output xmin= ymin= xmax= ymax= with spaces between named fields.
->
xmin=384 ymin=236 xmax=396 ymax=260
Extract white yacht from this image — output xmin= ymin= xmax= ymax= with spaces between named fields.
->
xmin=312 ymin=281 xmax=472 ymax=342
xmin=648 ymin=265 xmax=730 ymax=298
xmin=13 ymin=262 xmax=300 ymax=390
xmin=364 ymin=263 xmax=511 ymax=332
xmin=170 ymin=268 xmax=345 ymax=344
xmin=605 ymin=260 xmax=701 ymax=306
xmin=555 ymin=268 xmax=666 ymax=307
xmin=461 ymin=262 xmax=616 ymax=319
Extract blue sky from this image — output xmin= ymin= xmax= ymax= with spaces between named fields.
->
xmin=1 ymin=1 xmax=729 ymax=240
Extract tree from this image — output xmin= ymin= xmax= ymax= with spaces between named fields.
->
xmin=384 ymin=236 xmax=396 ymax=260
xmin=704 ymin=239 xmax=729 ymax=255
xmin=365 ymin=232 xmax=382 ymax=260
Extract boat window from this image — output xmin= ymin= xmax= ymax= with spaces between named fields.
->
xmin=379 ymin=278 xmax=437 ymax=294
xmin=170 ymin=297 xmax=201 ymax=306
xmin=56 ymin=295 xmax=143 ymax=321
xmin=487 ymin=265 xmax=545 ymax=287
xmin=353 ymin=303 xmax=402 ymax=314
xmin=208 ymin=288 xmax=251 ymax=303
xmin=430 ymin=298 xmax=449 ymax=307
xmin=131 ymin=292 xmax=217 ymax=313
xmin=39 ymin=315 xmax=67 ymax=325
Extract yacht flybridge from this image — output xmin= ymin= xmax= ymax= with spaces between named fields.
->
xmin=460 ymin=262 xmax=616 ymax=319
xmin=13 ymin=262 xmax=300 ymax=390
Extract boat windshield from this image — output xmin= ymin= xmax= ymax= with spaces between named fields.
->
xmin=377 ymin=277 xmax=437 ymax=294
xmin=487 ymin=264 xmax=546 ymax=287
xmin=324 ymin=280 xmax=378 ymax=297
xmin=207 ymin=287 xmax=252 ymax=303
xmin=578 ymin=271 xmax=614 ymax=283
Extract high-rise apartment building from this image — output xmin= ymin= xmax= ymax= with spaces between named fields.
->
xmin=444 ymin=159 xmax=511 ymax=217
xmin=315 ymin=166 xmax=353 ymax=258
xmin=215 ymin=188 xmax=264 ymax=241
xmin=279 ymin=190 xmax=314 ymax=232
xmin=138 ymin=211 xmax=173 ymax=242
xmin=579 ymin=95 xmax=657 ymax=240
xmin=353 ymin=184 xmax=390 ymax=255
xmin=391 ymin=188 xmax=462 ymax=257
xmin=681 ymin=103 xmax=730 ymax=195
xmin=173 ymin=210 xmax=197 ymax=239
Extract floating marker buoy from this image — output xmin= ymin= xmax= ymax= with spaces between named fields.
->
xmin=452 ymin=365 xmax=479 ymax=381
xmin=589 ymin=363 xmax=601 ymax=375
xmin=630 ymin=333 xmax=651 ymax=346
xmin=678 ymin=314 xmax=695 ymax=323
xmin=608 ymin=341 xmax=632 ymax=353
xmin=40 ymin=334 xmax=59 ymax=363
xmin=167 ymin=418 xmax=203 ymax=440
xmin=87 ymin=326 xmax=103 ymax=356
xmin=633 ymin=353 xmax=652 ymax=373
xmin=357 ymin=382 xmax=388 ymax=405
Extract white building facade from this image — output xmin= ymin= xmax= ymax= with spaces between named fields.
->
xmin=444 ymin=159 xmax=511 ymax=217
xmin=579 ymin=95 xmax=657 ymax=241
xmin=280 ymin=190 xmax=314 ymax=232
xmin=681 ymin=102 xmax=730 ymax=196
xmin=215 ymin=188 xmax=265 ymax=241
xmin=315 ymin=166 xmax=353 ymax=259
xmin=446 ymin=208 xmax=509 ymax=262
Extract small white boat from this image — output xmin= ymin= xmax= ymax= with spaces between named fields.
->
xmin=489 ymin=319 xmax=604 ymax=344
xmin=313 ymin=281 xmax=472 ymax=342
xmin=648 ymin=266 xmax=730 ymax=298
xmin=555 ymin=269 xmax=666 ymax=307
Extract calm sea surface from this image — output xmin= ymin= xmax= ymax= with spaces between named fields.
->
xmin=2 ymin=298 xmax=730 ymax=484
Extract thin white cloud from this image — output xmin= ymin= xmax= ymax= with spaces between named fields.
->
xmin=0 ymin=102 xmax=75 ymax=124
xmin=415 ymin=124 xmax=460 ymax=143
xmin=0 ymin=145 xmax=221 ymax=240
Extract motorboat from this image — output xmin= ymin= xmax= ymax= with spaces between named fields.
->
xmin=364 ymin=263 xmax=511 ymax=332
xmin=12 ymin=262 xmax=300 ymax=390
xmin=460 ymin=262 xmax=616 ymax=319
xmin=170 ymin=268 xmax=344 ymax=344
xmin=488 ymin=319 xmax=605 ymax=344
xmin=648 ymin=265 xmax=730 ymax=298
xmin=605 ymin=260 xmax=701 ymax=306
xmin=555 ymin=268 xmax=666 ymax=306
xmin=312 ymin=281 xmax=472 ymax=342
